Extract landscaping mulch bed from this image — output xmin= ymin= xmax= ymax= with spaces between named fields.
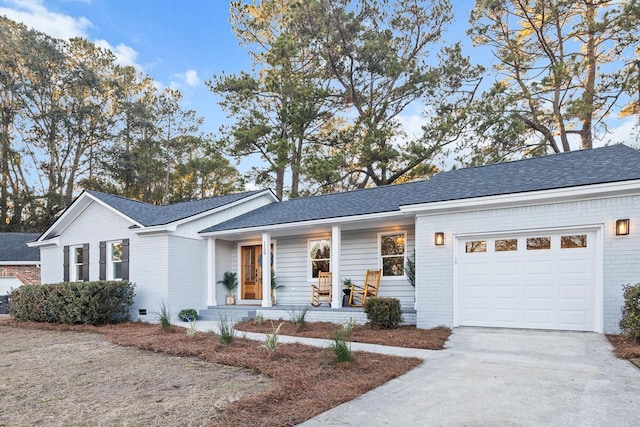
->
xmin=235 ymin=319 xmax=452 ymax=350
xmin=0 ymin=318 xmax=423 ymax=426
xmin=607 ymin=334 xmax=640 ymax=368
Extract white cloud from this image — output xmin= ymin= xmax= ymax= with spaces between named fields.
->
xmin=0 ymin=0 xmax=91 ymax=39
xmin=600 ymin=118 xmax=639 ymax=147
xmin=170 ymin=69 xmax=201 ymax=89
xmin=1 ymin=0 xmax=143 ymax=72
xmin=94 ymin=39 xmax=142 ymax=71
xmin=184 ymin=70 xmax=200 ymax=87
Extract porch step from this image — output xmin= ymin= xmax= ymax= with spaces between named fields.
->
xmin=198 ymin=307 xmax=257 ymax=322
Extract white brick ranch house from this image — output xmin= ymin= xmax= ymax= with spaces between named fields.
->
xmin=30 ymin=145 xmax=640 ymax=333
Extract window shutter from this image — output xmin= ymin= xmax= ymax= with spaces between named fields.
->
xmin=63 ymin=246 xmax=70 ymax=282
xmin=82 ymin=243 xmax=90 ymax=281
xmin=122 ymin=239 xmax=130 ymax=281
xmin=99 ymin=241 xmax=106 ymax=280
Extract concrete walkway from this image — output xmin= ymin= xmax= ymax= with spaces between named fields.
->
xmin=175 ymin=321 xmax=640 ymax=426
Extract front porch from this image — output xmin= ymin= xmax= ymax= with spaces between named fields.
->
xmin=197 ymin=304 xmax=417 ymax=325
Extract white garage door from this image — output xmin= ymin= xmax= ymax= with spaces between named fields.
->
xmin=456 ymin=229 xmax=598 ymax=331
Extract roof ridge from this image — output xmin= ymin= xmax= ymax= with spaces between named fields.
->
xmin=441 ymin=144 xmax=625 ymax=175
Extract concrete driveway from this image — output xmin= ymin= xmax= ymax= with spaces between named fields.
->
xmin=300 ymin=328 xmax=640 ymax=426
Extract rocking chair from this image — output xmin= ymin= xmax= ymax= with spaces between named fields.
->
xmin=348 ymin=269 xmax=381 ymax=307
xmin=310 ymin=272 xmax=332 ymax=307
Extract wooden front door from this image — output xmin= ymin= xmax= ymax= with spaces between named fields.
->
xmin=241 ymin=245 xmax=262 ymax=300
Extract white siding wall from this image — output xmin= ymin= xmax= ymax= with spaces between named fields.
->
xmin=173 ymin=194 xmax=274 ymax=238
xmin=166 ymin=236 xmax=207 ymax=318
xmin=45 ymin=202 xmax=136 ymax=283
xmin=214 ymin=239 xmax=235 ymax=304
xmin=415 ymin=195 xmax=640 ymax=333
xmin=39 ymin=246 xmax=61 ymax=284
xmin=268 ymin=226 xmax=415 ymax=307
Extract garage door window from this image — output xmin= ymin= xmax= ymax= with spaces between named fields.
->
xmin=561 ymin=235 xmax=587 ymax=249
xmin=465 ymin=240 xmax=486 ymax=253
xmin=495 ymin=239 xmax=517 ymax=252
xmin=526 ymin=237 xmax=550 ymax=250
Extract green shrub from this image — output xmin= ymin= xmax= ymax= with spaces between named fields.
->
xmin=621 ymin=283 xmax=640 ymax=342
xmin=329 ymin=318 xmax=355 ymax=363
xmin=217 ymin=313 xmax=235 ymax=344
xmin=287 ymin=306 xmax=309 ymax=326
xmin=363 ymin=297 xmax=403 ymax=329
xmin=178 ymin=308 xmax=198 ymax=321
xmin=155 ymin=300 xmax=171 ymax=330
xmin=9 ymin=281 xmax=135 ymax=325
xmin=264 ymin=322 xmax=283 ymax=354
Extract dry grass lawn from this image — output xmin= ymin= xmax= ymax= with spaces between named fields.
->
xmin=0 ymin=326 xmax=269 ymax=426
xmin=0 ymin=319 xmax=428 ymax=426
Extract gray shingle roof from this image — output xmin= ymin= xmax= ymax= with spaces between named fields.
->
xmin=202 ymin=145 xmax=640 ymax=233
xmin=0 ymin=233 xmax=40 ymax=262
xmin=87 ymin=190 xmax=266 ymax=226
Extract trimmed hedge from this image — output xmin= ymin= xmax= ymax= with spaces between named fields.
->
xmin=9 ymin=281 xmax=135 ymax=325
xmin=363 ymin=297 xmax=403 ymax=329
xmin=621 ymin=283 xmax=640 ymax=342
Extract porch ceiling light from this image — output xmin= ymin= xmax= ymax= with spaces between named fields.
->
xmin=616 ymin=219 xmax=630 ymax=236
xmin=435 ymin=232 xmax=445 ymax=246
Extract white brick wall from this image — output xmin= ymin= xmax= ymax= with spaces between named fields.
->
xmin=256 ymin=308 xmax=417 ymax=325
xmin=415 ymin=195 xmax=640 ymax=333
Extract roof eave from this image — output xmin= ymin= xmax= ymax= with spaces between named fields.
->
xmin=0 ymin=261 xmax=40 ymax=265
xmin=35 ymin=191 xmax=143 ymax=242
xmin=400 ymin=179 xmax=640 ymax=215
xmin=199 ymin=210 xmax=408 ymax=237
xmin=28 ymin=236 xmax=60 ymax=248
xmin=155 ymin=189 xmax=277 ymax=228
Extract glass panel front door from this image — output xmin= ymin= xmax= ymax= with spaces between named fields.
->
xmin=241 ymin=245 xmax=262 ymax=300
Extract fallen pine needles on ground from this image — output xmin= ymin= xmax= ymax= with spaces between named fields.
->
xmin=0 ymin=318 xmax=422 ymax=426
xmin=236 ymin=319 xmax=451 ymax=350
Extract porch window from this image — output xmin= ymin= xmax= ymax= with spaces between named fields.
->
xmin=109 ymin=241 xmax=123 ymax=280
xmin=309 ymin=239 xmax=330 ymax=279
xmin=379 ymin=232 xmax=406 ymax=277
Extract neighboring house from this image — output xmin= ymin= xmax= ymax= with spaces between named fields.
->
xmin=0 ymin=233 xmax=41 ymax=296
xmin=31 ymin=145 xmax=640 ymax=333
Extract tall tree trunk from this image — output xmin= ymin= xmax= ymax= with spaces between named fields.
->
xmin=580 ymin=0 xmax=596 ymax=150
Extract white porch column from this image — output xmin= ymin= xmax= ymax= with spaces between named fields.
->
xmin=261 ymin=231 xmax=272 ymax=307
xmin=331 ymin=225 xmax=342 ymax=308
xmin=206 ymin=238 xmax=217 ymax=306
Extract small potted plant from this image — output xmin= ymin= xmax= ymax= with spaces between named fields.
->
xmin=178 ymin=308 xmax=198 ymax=322
xmin=270 ymin=270 xmax=284 ymax=305
xmin=342 ymin=278 xmax=353 ymax=306
xmin=218 ymin=271 xmax=238 ymax=305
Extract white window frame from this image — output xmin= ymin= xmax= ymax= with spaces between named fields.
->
xmin=108 ymin=240 xmax=124 ymax=280
xmin=70 ymin=245 xmax=84 ymax=282
xmin=308 ymin=238 xmax=331 ymax=281
xmin=378 ymin=231 xmax=407 ymax=278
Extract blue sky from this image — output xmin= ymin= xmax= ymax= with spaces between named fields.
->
xmin=0 ymin=0 xmax=478 ymax=137
xmin=1 ymin=0 xmax=636 ymax=174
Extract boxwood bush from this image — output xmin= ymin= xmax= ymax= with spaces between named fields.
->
xmin=620 ymin=283 xmax=640 ymax=342
xmin=363 ymin=297 xmax=403 ymax=329
xmin=9 ymin=281 xmax=135 ymax=325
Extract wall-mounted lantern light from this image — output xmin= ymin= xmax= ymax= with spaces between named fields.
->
xmin=435 ymin=232 xmax=445 ymax=246
xmin=616 ymin=219 xmax=630 ymax=236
